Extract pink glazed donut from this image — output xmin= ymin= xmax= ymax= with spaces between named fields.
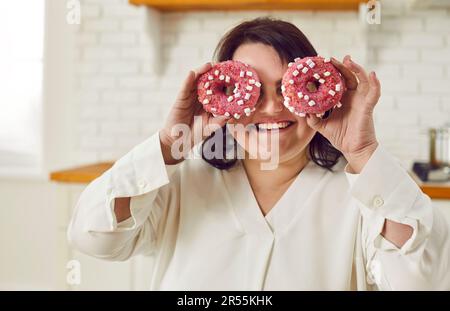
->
xmin=281 ymin=56 xmax=345 ymax=117
xmin=197 ymin=60 xmax=261 ymax=120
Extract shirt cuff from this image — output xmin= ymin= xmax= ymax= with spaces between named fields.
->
xmin=344 ymin=144 xmax=433 ymax=254
xmin=104 ymin=130 xmax=182 ymax=230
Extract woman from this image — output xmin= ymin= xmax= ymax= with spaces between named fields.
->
xmin=68 ymin=18 xmax=450 ymax=290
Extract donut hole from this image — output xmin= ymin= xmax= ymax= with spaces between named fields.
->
xmin=222 ymin=85 xmax=235 ymax=96
xmin=306 ymin=80 xmax=321 ymax=93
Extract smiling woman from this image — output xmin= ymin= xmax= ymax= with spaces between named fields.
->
xmin=68 ymin=17 xmax=450 ymax=291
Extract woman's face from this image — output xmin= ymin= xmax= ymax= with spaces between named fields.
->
xmin=229 ymin=42 xmax=316 ymax=165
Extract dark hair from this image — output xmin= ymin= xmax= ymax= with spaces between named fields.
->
xmin=201 ymin=17 xmax=342 ymax=171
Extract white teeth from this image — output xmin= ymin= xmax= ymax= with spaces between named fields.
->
xmin=257 ymin=122 xmax=291 ymax=130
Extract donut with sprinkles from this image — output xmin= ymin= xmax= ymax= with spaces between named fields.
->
xmin=197 ymin=60 xmax=261 ymax=120
xmin=281 ymin=56 xmax=345 ymax=118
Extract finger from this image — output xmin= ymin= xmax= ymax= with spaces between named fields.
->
xmin=331 ymin=57 xmax=358 ymax=90
xmin=342 ymin=55 xmax=369 ymax=89
xmin=367 ymin=71 xmax=381 ymax=106
xmin=193 ymin=62 xmax=213 ymax=80
xmin=176 ymin=62 xmax=212 ymax=104
xmin=176 ymin=70 xmax=196 ymax=102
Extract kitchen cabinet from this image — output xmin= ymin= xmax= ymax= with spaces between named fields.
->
xmin=129 ymin=0 xmax=364 ymax=11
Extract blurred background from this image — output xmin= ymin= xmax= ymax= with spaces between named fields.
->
xmin=0 ymin=0 xmax=449 ymax=290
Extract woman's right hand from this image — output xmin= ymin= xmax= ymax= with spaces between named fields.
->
xmin=159 ymin=62 xmax=229 ymax=165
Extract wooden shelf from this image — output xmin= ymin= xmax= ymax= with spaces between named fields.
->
xmin=50 ymin=162 xmax=114 ymax=184
xmin=129 ymin=0 xmax=364 ymax=11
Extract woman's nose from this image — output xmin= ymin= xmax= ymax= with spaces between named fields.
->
xmin=258 ymin=93 xmax=284 ymax=114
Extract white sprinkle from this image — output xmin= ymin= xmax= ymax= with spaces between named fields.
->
xmin=225 ymin=76 xmax=230 ymax=83
xmin=251 ymin=108 xmax=256 ymax=112
xmin=297 ymin=92 xmax=303 ymax=99
xmin=288 ymin=62 xmax=293 ymax=67
xmin=224 ymin=112 xmax=230 ymax=117
xmin=208 ymin=75 xmax=213 ymax=80
xmin=294 ymin=57 xmax=301 ymax=61
xmin=324 ymin=57 xmax=331 ymax=63
xmin=245 ymin=93 xmax=251 ymax=100
xmin=289 ymin=79 xmax=294 ymax=85
xmin=335 ymin=84 xmax=341 ymax=91
xmin=211 ymin=107 xmax=217 ymax=112
xmin=235 ymin=82 xmax=239 ymax=87
xmin=214 ymin=70 xmax=219 ymax=76
xmin=293 ymin=70 xmax=299 ymax=77
xmin=288 ymin=106 xmax=295 ymax=112
xmin=246 ymin=85 xmax=253 ymax=91
xmin=302 ymin=67 xmax=309 ymax=74
xmin=239 ymin=71 xmax=245 ymax=77
xmin=244 ymin=107 xmax=251 ymax=115
xmin=304 ymin=95 xmax=309 ymax=100
xmin=234 ymin=113 xmax=241 ymax=119
xmin=227 ymin=96 xmax=234 ymax=102
xmin=246 ymin=71 xmax=253 ymax=77
xmin=319 ymin=79 xmax=325 ymax=84
xmin=219 ymin=75 xmax=225 ymax=81
xmin=284 ymin=100 xmax=290 ymax=107
xmin=204 ymin=82 xmax=210 ymax=88
xmin=336 ymin=102 xmax=342 ymax=108
xmin=234 ymin=92 xmax=241 ymax=98
xmin=297 ymin=64 xmax=304 ymax=69
xmin=328 ymin=90 xmax=336 ymax=96
xmin=255 ymin=81 xmax=261 ymax=87
xmin=281 ymin=85 xmax=286 ymax=92
xmin=298 ymin=112 xmax=306 ymax=117
xmin=308 ymin=100 xmax=316 ymax=106
xmin=324 ymin=71 xmax=331 ymax=77
xmin=284 ymin=96 xmax=290 ymax=101
xmin=249 ymin=79 xmax=255 ymax=85
xmin=202 ymin=99 xmax=209 ymax=105
xmin=308 ymin=62 xmax=316 ymax=68
xmin=306 ymin=59 xmax=312 ymax=64
xmin=206 ymin=90 xmax=213 ymax=95
xmin=237 ymin=99 xmax=244 ymax=105
xmin=313 ymin=73 xmax=320 ymax=80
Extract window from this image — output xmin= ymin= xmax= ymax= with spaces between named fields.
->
xmin=0 ymin=0 xmax=45 ymax=174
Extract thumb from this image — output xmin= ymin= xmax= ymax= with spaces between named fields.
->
xmin=306 ymin=114 xmax=324 ymax=132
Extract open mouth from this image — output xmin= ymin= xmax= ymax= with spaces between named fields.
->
xmin=255 ymin=121 xmax=295 ymax=131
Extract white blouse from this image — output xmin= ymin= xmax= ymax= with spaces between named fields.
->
xmin=68 ymin=131 xmax=450 ymax=290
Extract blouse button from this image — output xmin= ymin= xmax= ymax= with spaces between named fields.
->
xmin=138 ymin=180 xmax=147 ymax=188
xmin=372 ymin=195 xmax=384 ymax=208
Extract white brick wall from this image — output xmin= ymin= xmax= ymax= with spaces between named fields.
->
xmin=72 ymin=0 xmax=450 ymax=168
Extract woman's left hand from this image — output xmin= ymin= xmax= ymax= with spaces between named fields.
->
xmin=306 ymin=55 xmax=381 ymax=173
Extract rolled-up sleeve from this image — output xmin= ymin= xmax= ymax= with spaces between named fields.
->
xmin=345 ymin=145 xmax=450 ymax=290
xmin=67 ymin=131 xmax=181 ymax=261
